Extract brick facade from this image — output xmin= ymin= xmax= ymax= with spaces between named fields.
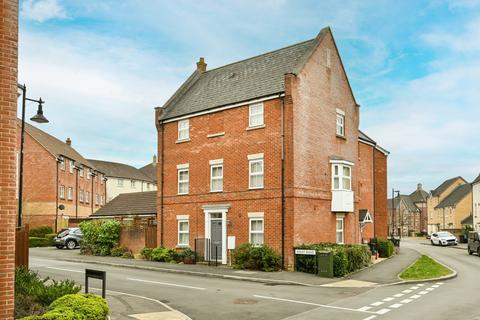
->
xmin=0 ymin=1 xmax=18 ymax=318
xmin=156 ymin=29 xmax=388 ymax=268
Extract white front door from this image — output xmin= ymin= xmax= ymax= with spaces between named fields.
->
xmin=202 ymin=204 xmax=230 ymax=264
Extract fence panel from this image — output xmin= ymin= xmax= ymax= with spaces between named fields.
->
xmin=15 ymin=224 xmax=29 ymax=268
xmin=144 ymin=225 xmax=157 ymax=248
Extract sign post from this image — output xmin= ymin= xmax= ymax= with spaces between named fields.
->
xmin=85 ymin=269 xmax=106 ymax=298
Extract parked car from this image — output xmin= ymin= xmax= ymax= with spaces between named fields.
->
xmin=54 ymin=227 xmax=83 ymax=250
xmin=467 ymin=231 xmax=480 ymax=256
xmin=430 ymin=231 xmax=458 ymax=246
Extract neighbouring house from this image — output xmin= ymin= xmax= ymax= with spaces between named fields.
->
xmin=388 ymin=195 xmax=421 ymax=237
xmin=427 ymin=176 xmax=467 ymax=234
xmin=473 ymin=174 xmax=480 ymax=231
xmin=409 ymin=184 xmax=429 ymax=233
xmin=91 ymin=191 xmax=157 ymax=254
xmin=433 ymin=183 xmax=472 ymax=233
xmin=88 ymin=159 xmax=157 ymax=203
xmin=140 ymin=154 xmax=158 ymax=185
xmin=154 ymin=27 xmax=389 ymax=267
xmin=18 ymin=121 xmax=107 ymax=231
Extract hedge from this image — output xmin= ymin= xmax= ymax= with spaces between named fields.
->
xmin=79 ymin=220 xmax=121 ymax=256
xmin=29 ymin=237 xmax=53 ymax=248
xmin=377 ymin=239 xmax=395 ymax=258
xmin=232 ymin=243 xmax=281 ymax=272
xmin=21 ymin=294 xmax=109 ymax=320
xmin=294 ymin=243 xmax=371 ymax=277
xmin=29 ymin=226 xmax=53 ymax=238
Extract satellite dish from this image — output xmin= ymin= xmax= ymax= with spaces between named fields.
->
xmin=58 ymin=204 xmax=65 ymax=210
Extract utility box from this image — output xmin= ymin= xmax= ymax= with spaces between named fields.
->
xmin=316 ymin=250 xmax=334 ymax=278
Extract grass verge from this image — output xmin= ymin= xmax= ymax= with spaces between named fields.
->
xmin=400 ymin=255 xmax=452 ymax=280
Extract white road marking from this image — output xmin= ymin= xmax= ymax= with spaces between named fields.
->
xmin=47 ymin=267 xmax=83 ymax=273
xmin=400 ymin=299 xmax=413 ymax=304
xmin=418 ymin=291 xmax=428 ymax=295
xmin=382 ymin=297 xmax=394 ymax=302
xmin=252 ymin=295 xmax=377 ymax=314
xmin=127 ymin=278 xmax=206 ymax=291
xmin=432 ymin=284 xmax=440 ymax=288
xmin=376 ymin=309 xmax=391 ymax=315
xmin=389 ymin=303 xmax=403 ymax=309
xmin=393 ymin=293 xmax=404 ymax=298
xmin=409 ymin=286 xmax=419 ymax=290
xmin=417 ymin=284 xmax=425 ymax=287
xmin=426 ymin=288 xmax=434 ymax=291
xmin=362 ymin=316 xmax=377 ymax=320
xmin=358 ymin=306 xmax=372 ymax=311
xmin=410 ymin=294 xmax=421 ymax=299
xmin=370 ymin=301 xmax=384 ymax=306
xmin=436 ymin=282 xmax=444 ymax=285
xmin=402 ymin=289 xmax=412 ymax=293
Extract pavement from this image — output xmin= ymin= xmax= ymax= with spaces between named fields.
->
xmin=29 ymin=240 xmax=476 ymax=320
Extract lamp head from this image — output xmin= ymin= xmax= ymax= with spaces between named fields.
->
xmin=30 ymin=98 xmax=49 ymax=123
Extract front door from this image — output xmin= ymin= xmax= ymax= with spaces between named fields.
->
xmin=210 ymin=218 xmax=222 ymax=261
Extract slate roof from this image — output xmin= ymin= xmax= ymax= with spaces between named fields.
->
xmin=388 ymin=195 xmax=419 ymax=212
xmin=91 ymin=191 xmax=156 ymax=217
xmin=139 ymin=163 xmax=157 ymax=183
xmin=159 ymin=28 xmax=331 ymax=121
xmin=472 ymin=174 xmax=480 ymax=185
xmin=21 ymin=120 xmax=96 ymax=170
xmin=358 ymin=130 xmax=376 ymax=144
xmin=409 ymin=188 xmax=429 ymax=203
xmin=431 ymin=176 xmax=466 ymax=197
xmin=435 ymin=183 xmax=471 ymax=209
xmin=88 ymin=159 xmax=154 ymax=182
xmin=461 ymin=214 xmax=473 ymax=225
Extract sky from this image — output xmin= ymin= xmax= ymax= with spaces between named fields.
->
xmin=19 ymin=0 xmax=480 ymax=194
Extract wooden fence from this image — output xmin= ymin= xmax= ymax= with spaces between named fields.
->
xmin=145 ymin=225 xmax=157 ymax=248
xmin=15 ymin=224 xmax=29 ymax=268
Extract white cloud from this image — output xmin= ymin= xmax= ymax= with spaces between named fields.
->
xmin=21 ymin=0 xmax=67 ymax=22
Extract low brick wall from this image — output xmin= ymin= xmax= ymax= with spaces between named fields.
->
xmin=119 ymin=227 xmax=146 ymax=255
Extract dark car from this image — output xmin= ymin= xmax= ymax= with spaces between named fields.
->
xmin=467 ymin=231 xmax=480 ymax=256
xmin=54 ymin=227 xmax=83 ymax=250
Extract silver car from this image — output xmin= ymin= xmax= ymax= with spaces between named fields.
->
xmin=430 ymin=231 xmax=458 ymax=246
xmin=54 ymin=227 xmax=83 ymax=250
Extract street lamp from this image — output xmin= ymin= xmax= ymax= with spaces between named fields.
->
xmin=17 ymin=83 xmax=49 ymax=228
xmin=391 ymin=189 xmax=400 ymax=237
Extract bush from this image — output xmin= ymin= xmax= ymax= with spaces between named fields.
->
xmin=181 ymin=248 xmax=196 ymax=263
xmin=79 ymin=220 xmax=121 ymax=256
xmin=344 ymin=245 xmax=371 ymax=273
xmin=29 ymin=226 xmax=53 ymax=238
xmin=377 ymin=239 xmax=395 ymax=258
xmin=140 ymin=247 xmax=153 ymax=260
xmin=150 ymin=247 xmax=169 ymax=262
xmin=29 ymin=237 xmax=53 ymax=248
xmin=110 ymin=246 xmax=133 ymax=258
xmin=45 ymin=233 xmax=56 ymax=242
xmin=232 ymin=243 xmax=281 ymax=272
xmin=21 ymin=294 xmax=109 ymax=320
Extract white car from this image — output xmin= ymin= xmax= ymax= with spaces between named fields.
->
xmin=430 ymin=231 xmax=458 ymax=246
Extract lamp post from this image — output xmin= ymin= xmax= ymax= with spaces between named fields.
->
xmin=391 ymin=189 xmax=400 ymax=237
xmin=17 ymin=83 xmax=48 ymax=228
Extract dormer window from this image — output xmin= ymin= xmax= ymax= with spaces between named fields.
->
xmin=59 ymin=157 xmax=65 ymax=170
xmin=248 ymin=103 xmax=264 ymax=128
xmin=178 ymin=119 xmax=189 ymax=141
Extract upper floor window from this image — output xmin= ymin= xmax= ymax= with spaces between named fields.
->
xmin=69 ymin=160 xmax=74 ymax=173
xmin=96 ymin=194 xmax=100 ymax=205
xmin=131 ymin=180 xmax=136 ymax=188
xmin=59 ymin=157 xmax=65 ymax=170
xmin=177 ymin=164 xmax=189 ymax=195
xmin=336 ymin=109 xmax=345 ymax=137
xmin=87 ymin=169 xmax=91 ymax=180
xmin=59 ymin=185 xmax=65 ymax=199
xmin=79 ymin=168 xmax=84 ymax=177
xmin=249 ymin=103 xmax=264 ymax=128
xmin=248 ymin=154 xmax=264 ymax=189
xmin=68 ymin=187 xmax=73 ymax=200
xmin=100 ymin=174 xmax=104 ymax=184
xmin=85 ymin=191 xmax=90 ymax=204
xmin=210 ymin=160 xmax=223 ymax=192
xmin=178 ymin=119 xmax=189 ymax=141
xmin=79 ymin=189 xmax=84 ymax=203
xmin=332 ymin=163 xmax=351 ymax=191
xmin=117 ymin=179 xmax=124 ymax=187
xmin=147 ymin=183 xmax=150 ymax=190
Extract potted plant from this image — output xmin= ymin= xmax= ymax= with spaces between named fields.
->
xmin=182 ymin=248 xmax=196 ymax=264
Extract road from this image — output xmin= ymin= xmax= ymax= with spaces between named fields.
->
xmin=30 ymin=239 xmax=480 ymax=320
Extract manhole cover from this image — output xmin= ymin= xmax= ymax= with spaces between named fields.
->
xmin=233 ymin=298 xmax=258 ymax=305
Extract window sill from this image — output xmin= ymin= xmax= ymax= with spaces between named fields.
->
xmin=210 ymin=190 xmax=223 ymax=193
xmin=176 ymin=244 xmax=189 ymax=248
xmin=177 ymin=193 xmax=189 ymax=196
xmin=248 ymin=186 xmax=264 ymax=190
xmin=176 ymin=138 xmax=191 ymax=144
xmin=207 ymin=132 xmax=225 ymax=138
xmin=336 ymin=134 xmax=346 ymax=140
xmin=246 ymin=124 xmax=265 ymax=131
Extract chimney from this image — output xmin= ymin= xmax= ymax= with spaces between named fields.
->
xmin=153 ymin=154 xmax=157 ymax=166
xmin=417 ymin=183 xmax=422 ymax=190
xmin=66 ymin=138 xmax=72 ymax=146
xmin=196 ymin=57 xmax=207 ymax=73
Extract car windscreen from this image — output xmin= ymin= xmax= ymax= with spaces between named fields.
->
xmin=437 ymin=232 xmax=453 ymax=238
xmin=57 ymin=229 xmax=70 ymax=237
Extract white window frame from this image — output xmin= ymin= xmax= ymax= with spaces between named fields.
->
xmin=249 ymin=216 xmax=264 ymax=247
xmin=177 ymin=164 xmax=189 ymax=195
xmin=67 ymin=187 xmax=73 ymax=200
xmin=332 ymin=163 xmax=352 ymax=191
xmin=85 ymin=191 xmax=90 ymax=204
xmin=87 ymin=169 xmax=91 ymax=180
xmin=117 ymin=179 xmax=124 ymax=187
xmin=79 ymin=189 xmax=84 ymax=203
xmin=336 ymin=218 xmax=344 ymax=244
xmin=177 ymin=219 xmax=189 ymax=246
xmin=248 ymin=103 xmax=264 ymax=128
xmin=69 ymin=160 xmax=74 ymax=173
xmin=59 ymin=185 xmax=65 ymax=199
xmin=336 ymin=109 xmax=345 ymax=137
xmin=178 ymin=119 xmax=190 ymax=141
xmin=95 ymin=194 xmax=100 ymax=205
xmin=147 ymin=183 xmax=150 ymax=190
xmin=131 ymin=180 xmax=136 ymax=188
xmin=79 ymin=168 xmax=84 ymax=177
xmin=210 ymin=159 xmax=223 ymax=192
xmin=248 ymin=154 xmax=264 ymax=189
xmin=59 ymin=157 xmax=65 ymax=171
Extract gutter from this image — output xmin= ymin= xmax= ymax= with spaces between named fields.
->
xmin=280 ymin=94 xmax=285 ymax=270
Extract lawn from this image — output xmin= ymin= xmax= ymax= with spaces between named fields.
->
xmin=400 ymin=255 xmax=452 ymax=280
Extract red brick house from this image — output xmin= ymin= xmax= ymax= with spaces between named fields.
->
xmin=155 ymin=27 xmax=388 ymax=267
xmin=18 ymin=121 xmax=107 ymax=232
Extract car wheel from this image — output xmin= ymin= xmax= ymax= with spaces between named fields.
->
xmin=468 ymin=246 xmax=473 ymax=255
xmin=431 ymin=240 xmax=435 ymax=246
xmin=66 ymin=240 xmax=77 ymax=250
xmin=478 ymin=248 xmax=480 ymax=257
xmin=56 ymin=245 xmax=64 ymax=249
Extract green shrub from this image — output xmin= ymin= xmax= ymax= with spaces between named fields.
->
xmin=181 ymin=248 xmax=196 ymax=263
xmin=110 ymin=246 xmax=132 ymax=258
xmin=29 ymin=237 xmax=53 ymax=248
xmin=140 ymin=247 xmax=153 ymax=260
xmin=79 ymin=220 xmax=121 ymax=256
xmin=29 ymin=226 xmax=53 ymax=238
xmin=377 ymin=239 xmax=395 ymax=258
xmin=14 ymin=293 xmax=45 ymax=319
xmin=150 ymin=247 xmax=169 ymax=262
xmin=45 ymin=233 xmax=56 ymax=242
xmin=232 ymin=243 xmax=281 ymax=272
xmin=344 ymin=245 xmax=371 ymax=273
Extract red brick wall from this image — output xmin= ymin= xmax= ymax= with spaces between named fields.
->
xmin=374 ymin=149 xmax=388 ymax=239
xmin=0 ymin=1 xmax=18 ymax=318
xmin=358 ymin=142 xmax=374 ymax=241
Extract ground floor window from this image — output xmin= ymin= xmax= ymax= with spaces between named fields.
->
xmin=178 ymin=220 xmax=189 ymax=246
xmin=249 ymin=218 xmax=264 ymax=246
xmin=336 ymin=218 xmax=344 ymax=244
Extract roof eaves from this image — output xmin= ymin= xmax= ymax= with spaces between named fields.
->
xmin=160 ymin=70 xmax=202 ymax=119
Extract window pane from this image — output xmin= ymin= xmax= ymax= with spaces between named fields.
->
xmin=343 ymin=166 xmax=350 ymax=177
xmin=336 ymin=232 xmax=343 ymax=243
xmin=342 ymin=177 xmax=350 ymax=190
xmin=250 ymin=175 xmax=263 ymax=188
xmin=212 ymin=166 xmax=222 ymax=177
xmin=251 ymin=160 xmax=263 ymax=173
xmin=333 ymin=177 xmax=340 ymax=189
xmin=334 ymin=165 xmax=339 ymax=175
xmin=179 ymin=233 xmax=189 ymax=245
xmin=249 ymin=104 xmax=264 ymax=127
xmin=251 ymin=233 xmax=264 ymax=246
xmin=336 ymin=219 xmax=343 ymax=230
xmin=251 ymin=220 xmax=263 ymax=232
xmin=179 ymin=170 xmax=189 ymax=181
xmin=179 ymin=221 xmax=188 ymax=231
xmin=212 ymin=179 xmax=222 ymax=191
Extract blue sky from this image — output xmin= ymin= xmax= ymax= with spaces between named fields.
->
xmin=19 ymin=0 xmax=480 ymax=194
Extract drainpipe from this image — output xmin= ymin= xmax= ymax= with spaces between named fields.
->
xmin=91 ymin=171 xmax=94 ymax=214
xmin=160 ymin=121 xmax=165 ymax=246
xmin=280 ymin=94 xmax=285 ymax=270
xmin=55 ymin=159 xmax=59 ymax=233
xmin=372 ymin=143 xmax=376 ymax=238
xmin=75 ymin=165 xmax=78 ymax=219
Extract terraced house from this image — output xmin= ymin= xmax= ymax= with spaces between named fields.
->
xmin=155 ymin=27 xmax=388 ymax=267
